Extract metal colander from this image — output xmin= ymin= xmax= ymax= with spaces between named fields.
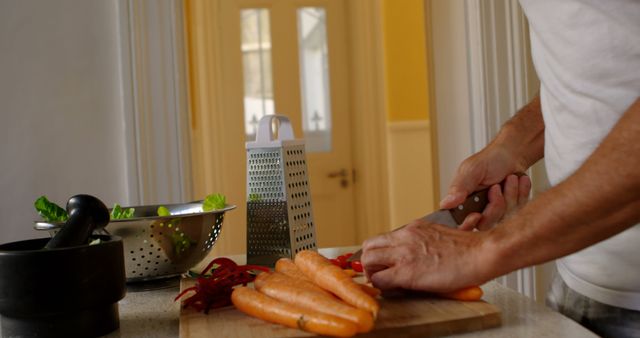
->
xmin=246 ymin=115 xmax=317 ymax=266
xmin=35 ymin=202 xmax=235 ymax=282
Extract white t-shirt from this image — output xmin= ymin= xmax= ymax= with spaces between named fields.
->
xmin=519 ymin=0 xmax=640 ymax=311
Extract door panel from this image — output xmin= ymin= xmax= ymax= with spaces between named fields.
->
xmin=217 ymin=0 xmax=356 ymax=250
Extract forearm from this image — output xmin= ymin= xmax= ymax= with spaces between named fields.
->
xmin=490 ymin=95 xmax=545 ymax=172
xmin=483 ymin=98 xmax=640 ymax=274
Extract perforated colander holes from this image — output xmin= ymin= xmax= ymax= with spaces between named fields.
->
xmin=204 ymin=214 xmax=224 ymax=250
xmin=205 ymin=226 xmax=222 ymax=250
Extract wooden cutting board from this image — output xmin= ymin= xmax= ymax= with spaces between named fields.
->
xmin=179 ymin=278 xmax=501 ymax=338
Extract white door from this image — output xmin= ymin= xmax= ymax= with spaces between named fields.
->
xmin=214 ymin=0 xmax=357 ymax=250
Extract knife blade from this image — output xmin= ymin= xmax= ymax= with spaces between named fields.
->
xmin=347 ymin=187 xmax=492 ymax=262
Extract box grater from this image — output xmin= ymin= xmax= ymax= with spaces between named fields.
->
xmin=246 ymin=115 xmax=317 ymax=266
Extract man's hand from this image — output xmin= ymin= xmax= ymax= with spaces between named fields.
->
xmin=441 ymin=96 xmax=543 ymax=230
xmin=358 ymin=96 xmax=545 ymax=292
xmin=456 ymin=173 xmax=532 ymax=231
xmin=361 ymin=219 xmax=493 ymax=292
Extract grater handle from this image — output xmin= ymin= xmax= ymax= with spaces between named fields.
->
xmin=256 ymin=115 xmax=295 ymax=144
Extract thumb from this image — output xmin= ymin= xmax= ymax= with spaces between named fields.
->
xmin=440 ymin=173 xmax=482 ymax=209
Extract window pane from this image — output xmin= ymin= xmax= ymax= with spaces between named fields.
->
xmin=298 ymin=7 xmax=331 ymax=152
xmin=241 ymin=9 xmax=275 ymax=140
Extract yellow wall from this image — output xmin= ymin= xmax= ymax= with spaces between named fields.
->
xmin=381 ymin=0 xmax=430 ymax=121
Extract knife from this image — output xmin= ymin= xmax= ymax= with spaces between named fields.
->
xmin=348 ymin=175 xmax=518 ymax=263
xmin=422 ymin=187 xmax=490 ymax=227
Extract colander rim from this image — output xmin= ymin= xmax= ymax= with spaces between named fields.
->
xmin=33 ymin=201 xmax=236 ymax=230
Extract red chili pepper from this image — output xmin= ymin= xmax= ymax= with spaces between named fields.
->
xmin=175 ymin=257 xmax=270 ymax=314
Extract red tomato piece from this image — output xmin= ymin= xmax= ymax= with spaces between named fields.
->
xmin=337 ymin=255 xmax=348 ymax=269
xmin=329 ymin=258 xmax=341 ymax=267
xmin=351 ymin=260 xmax=363 ymax=272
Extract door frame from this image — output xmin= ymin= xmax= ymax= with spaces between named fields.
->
xmin=185 ymin=0 xmax=391 ymax=246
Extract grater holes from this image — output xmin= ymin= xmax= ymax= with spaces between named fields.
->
xmin=247 ymin=145 xmax=314 ymax=263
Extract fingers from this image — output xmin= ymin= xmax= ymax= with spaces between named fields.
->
xmin=361 ymin=247 xmax=396 ymax=269
xmin=475 ymin=174 xmax=530 ymax=230
xmin=503 ymin=174 xmax=519 ymax=212
xmin=518 ymin=175 xmax=532 ymax=206
xmin=440 ymin=167 xmax=483 ymax=209
xmin=476 ymin=184 xmax=505 ymax=231
xmin=361 ymin=232 xmax=394 ymax=251
xmin=439 ymin=190 xmax=467 ymax=210
xmin=499 ymin=173 xmax=531 ymax=216
xmin=369 ymin=266 xmax=403 ymax=290
xmin=361 ymin=247 xmax=395 ymax=280
xmin=458 ymin=213 xmax=482 ymax=231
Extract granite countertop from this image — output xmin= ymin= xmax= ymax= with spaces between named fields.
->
xmin=108 ymin=280 xmax=599 ymax=338
xmin=0 ymin=247 xmax=598 ymax=338
xmin=105 ymin=247 xmax=597 ymax=338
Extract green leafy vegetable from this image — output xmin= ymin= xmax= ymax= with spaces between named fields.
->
xmin=203 ymin=193 xmax=226 ymax=211
xmin=34 ymin=196 xmax=68 ymax=222
xmin=110 ymin=203 xmax=135 ymax=220
xmin=157 ymin=206 xmax=171 ymax=217
xmin=171 ymin=229 xmax=194 ymax=256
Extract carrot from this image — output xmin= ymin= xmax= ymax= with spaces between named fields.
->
xmin=255 ymin=271 xmax=333 ymax=297
xmin=275 ymin=258 xmax=310 ymax=280
xmin=359 ymin=284 xmax=382 ymax=298
xmin=295 ymin=250 xmax=379 ymax=316
xmin=343 ymin=269 xmax=357 ymax=277
xmin=437 ymin=286 xmax=483 ymax=301
xmin=273 ymin=262 xmax=379 ymax=298
xmin=231 ymin=286 xmax=358 ymax=337
xmin=256 ymin=271 xmax=375 ymax=333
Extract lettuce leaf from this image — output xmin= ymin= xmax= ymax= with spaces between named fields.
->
xmin=110 ymin=203 xmax=135 ymax=220
xmin=203 ymin=193 xmax=226 ymax=211
xmin=34 ymin=196 xmax=68 ymax=222
xmin=157 ymin=206 xmax=170 ymax=217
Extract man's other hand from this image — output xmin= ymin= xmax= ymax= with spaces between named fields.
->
xmin=361 ymin=219 xmax=494 ymax=292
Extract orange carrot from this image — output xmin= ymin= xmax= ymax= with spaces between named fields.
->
xmin=256 ymin=271 xmax=375 ymax=333
xmin=274 ymin=259 xmax=378 ymax=298
xmin=343 ymin=269 xmax=357 ymax=277
xmin=231 ymin=286 xmax=358 ymax=337
xmin=437 ymin=286 xmax=484 ymax=301
xmin=275 ymin=258 xmax=310 ymax=281
xmin=295 ymin=250 xmax=379 ymax=316
xmin=359 ymin=284 xmax=382 ymax=298
xmin=255 ymin=271 xmax=333 ymax=297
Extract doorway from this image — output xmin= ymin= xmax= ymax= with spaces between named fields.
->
xmin=184 ymin=0 xmax=391 ymax=255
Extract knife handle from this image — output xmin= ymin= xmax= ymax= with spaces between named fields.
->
xmin=448 ymin=173 xmax=527 ymax=224
xmin=449 ymin=189 xmax=489 ymax=224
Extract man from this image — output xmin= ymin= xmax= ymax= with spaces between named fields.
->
xmin=360 ymin=1 xmax=640 ymax=337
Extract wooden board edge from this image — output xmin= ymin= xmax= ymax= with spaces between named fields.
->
xmin=354 ymin=310 xmax=501 ymax=338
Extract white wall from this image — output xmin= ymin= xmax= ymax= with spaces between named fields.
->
xmin=0 ymin=0 xmax=129 ymax=244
